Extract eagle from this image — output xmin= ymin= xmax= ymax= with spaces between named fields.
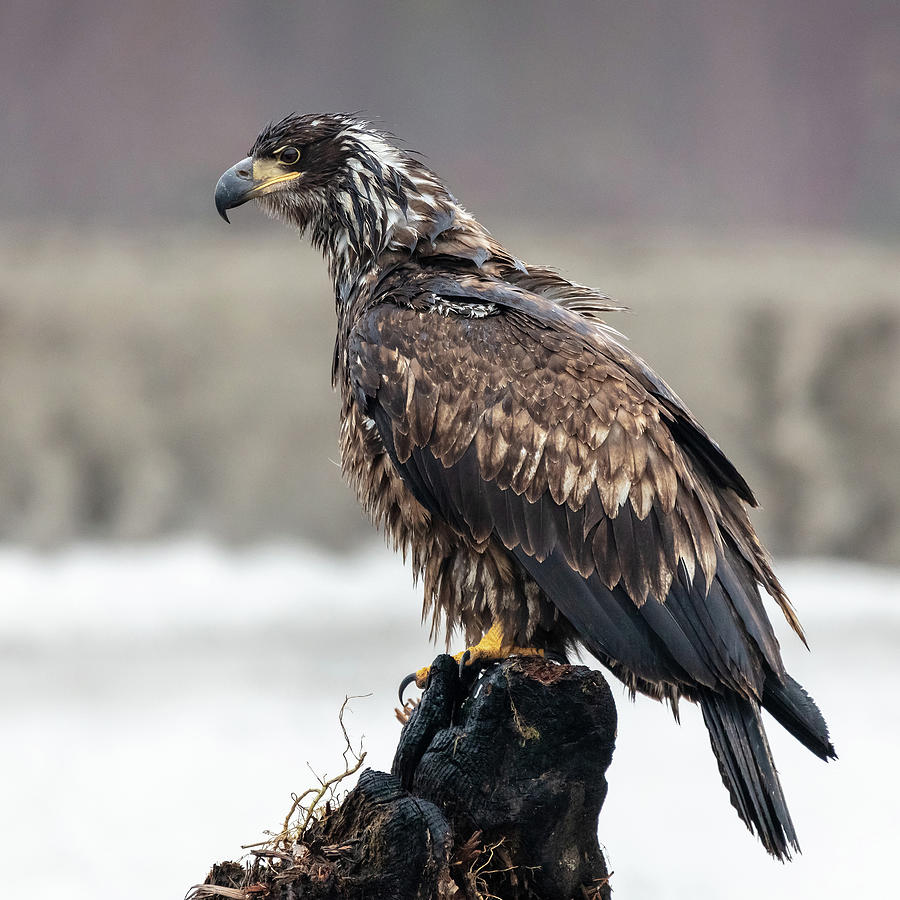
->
xmin=215 ymin=113 xmax=834 ymax=860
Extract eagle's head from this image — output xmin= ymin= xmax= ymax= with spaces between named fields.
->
xmin=215 ymin=113 xmax=484 ymax=295
xmin=216 ymin=114 xmax=403 ymax=227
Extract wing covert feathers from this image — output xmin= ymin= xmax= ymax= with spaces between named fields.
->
xmin=349 ymin=296 xmax=798 ymax=644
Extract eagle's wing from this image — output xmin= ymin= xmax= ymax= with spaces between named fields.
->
xmin=350 ymin=277 xmax=836 ymax=857
xmin=349 ymin=277 xmax=799 ymax=701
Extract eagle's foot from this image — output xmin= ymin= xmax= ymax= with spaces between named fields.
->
xmin=453 ymin=622 xmax=547 ymax=680
xmin=400 ymin=624 xmax=546 ymax=702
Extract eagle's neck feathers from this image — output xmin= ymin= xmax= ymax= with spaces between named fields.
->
xmin=255 ymin=117 xmax=620 ymax=387
xmin=301 ymin=126 xmax=495 ymax=306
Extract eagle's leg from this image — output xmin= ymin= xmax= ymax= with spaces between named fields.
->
xmin=413 ymin=623 xmax=546 ymax=688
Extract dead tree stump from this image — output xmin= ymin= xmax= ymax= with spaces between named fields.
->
xmin=195 ymin=655 xmax=617 ymax=900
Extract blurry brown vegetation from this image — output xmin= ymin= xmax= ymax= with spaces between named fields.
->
xmin=2 ymin=1 xmax=898 ymax=232
xmin=1 ymin=0 xmax=898 ymax=560
xmin=1 ymin=225 xmax=897 ymax=562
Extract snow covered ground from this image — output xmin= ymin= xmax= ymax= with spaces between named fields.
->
xmin=1 ymin=540 xmax=897 ymax=899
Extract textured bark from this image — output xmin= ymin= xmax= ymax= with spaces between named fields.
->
xmin=197 ymin=656 xmax=616 ymax=900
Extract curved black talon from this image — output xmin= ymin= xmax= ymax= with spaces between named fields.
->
xmin=398 ymin=671 xmax=419 ymax=704
xmin=545 ymin=650 xmax=569 ymax=665
xmin=458 ymin=649 xmax=472 ymax=679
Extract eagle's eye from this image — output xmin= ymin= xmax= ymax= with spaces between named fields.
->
xmin=276 ymin=146 xmax=301 ymax=166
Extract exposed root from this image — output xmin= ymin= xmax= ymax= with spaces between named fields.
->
xmin=262 ymin=694 xmax=368 ymax=851
xmin=187 ymin=888 xmax=247 ymax=899
xmin=581 ymin=873 xmax=613 ymax=899
xmin=186 ymin=697 xmax=368 ymax=900
xmin=394 ymin=696 xmax=420 ymax=724
xmin=447 ymin=831 xmax=541 ymax=900
xmin=508 ymin=692 xmax=540 ymax=745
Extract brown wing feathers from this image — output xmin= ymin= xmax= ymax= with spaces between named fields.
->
xmin=355 ymin=305 xmax=710 ymax=581
xmin=351 ymin=297 xmax=782 ymax=697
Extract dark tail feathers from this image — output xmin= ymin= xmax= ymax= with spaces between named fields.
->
xmin=763 ymin=674 xmax=836 ymax=762
xmin=700 ymin=691 xmax=799 ymax=860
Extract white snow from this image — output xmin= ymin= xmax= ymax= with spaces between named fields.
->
xmin=0 ymin=539 xmax=897 ymax=899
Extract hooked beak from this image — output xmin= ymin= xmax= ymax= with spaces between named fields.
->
xmin=215 ymin=157 xmax=255 ymax=223
xmin=214 ymin=156 xmax=301 ymax=223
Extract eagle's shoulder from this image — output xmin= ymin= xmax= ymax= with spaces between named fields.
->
xmin=348 ymin=274 xmax=685 ymax=514
xmin=347 ymin=270 xmax=638 ymax=419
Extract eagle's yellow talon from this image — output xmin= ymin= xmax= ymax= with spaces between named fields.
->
xmin=403 ymin=624 xmax=548 ymax=702
xmin=454 ymin=623 xmax=546 ymax=670
xmin=434 ymin=624 xmax=549 ymax=679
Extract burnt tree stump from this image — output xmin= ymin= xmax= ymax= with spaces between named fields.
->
xmin=195 ymin=655 xmax=617 ymax=900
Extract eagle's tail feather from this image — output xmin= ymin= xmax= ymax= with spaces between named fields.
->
xmin=699 ymin=690 xmax=799 ymax=860
xmin=762 ymin=673 xmax=836 ymax=762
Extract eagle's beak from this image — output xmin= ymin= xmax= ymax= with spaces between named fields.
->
xmin=215 ymin=157 xmax=255 ymax=223
xmin=215 ymin=156 xmax=301 ymax=223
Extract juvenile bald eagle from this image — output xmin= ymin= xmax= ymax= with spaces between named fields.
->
xmin=215 ymin=113 xmax=834 ymax=860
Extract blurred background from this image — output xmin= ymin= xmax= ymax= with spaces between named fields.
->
xmin=1 ymin=2 xmax=898 ymax=899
